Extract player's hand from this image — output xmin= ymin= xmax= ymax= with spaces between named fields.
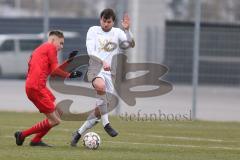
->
xmin=69 ymin=70 xmax=82 ymax=78
xmin=67 ymin=50 xmax=79 ymax=62
xmin=103 ymin=61 xmax=111 ymax=71
xmin=121 ymin=13 xmax=130 ymax=30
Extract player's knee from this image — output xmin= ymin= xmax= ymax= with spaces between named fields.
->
xmin=53 ymin=120 xmax=61 ymax=126
xmin=95 ymin=84 xmax=105 ymax=93
xmin=48 ymin=118 xmax=61 ymax=126
xmin=93 ymin=79 xmax=106 ymax=93
xmin=55 ymin=118 xmax=61 ymax=125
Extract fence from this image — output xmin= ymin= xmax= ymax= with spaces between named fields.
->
xmin=0 ymin=0 xmax=240 ymax=121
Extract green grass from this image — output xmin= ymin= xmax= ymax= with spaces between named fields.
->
xmin=0 ymin=111 xmax=240 ymax=160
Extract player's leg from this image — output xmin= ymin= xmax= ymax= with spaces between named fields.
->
xmin=71 ymin=76 xmax=117 ymax=147
xmin=71 ymin=107 xmax=100 ymax=147
xmin=101 ymin=74 xmax=119 ymax=137
xmin=29 ymin=110 xmax=61 ymax=147
xmin=93 ymin=76 xmax=118 ymax=137
xmin=14 ymin=110 xmax=61 ymax=147
xmin=70 ymin=77 xmax=103 ymax=147
xmin=30 ymin=99 xmax=62 ymax=146
xmin=14 ymin=88 xmax=59 ymax=146
xmin=94 ymin=77 xmax=109 ymax=124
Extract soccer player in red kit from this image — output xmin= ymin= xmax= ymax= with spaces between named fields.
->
xmin=14 ymin=30 xmax=81 ymax=147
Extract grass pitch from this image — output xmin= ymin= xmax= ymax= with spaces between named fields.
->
xmin=0 ymin=111 xmax=240 ymax=160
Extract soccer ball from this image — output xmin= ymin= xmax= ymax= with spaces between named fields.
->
xmin=83 ymin=132 xmax=101 ymax=149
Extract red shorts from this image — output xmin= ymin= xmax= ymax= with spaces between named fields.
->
xmin=26 ymin=87 xmax=56 ymax=114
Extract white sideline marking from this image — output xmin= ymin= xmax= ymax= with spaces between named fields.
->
xmin=106 ymin=140 xmax=240 ymax=151
xmin=4 ymin=129 xmax=240 ymax=151
xmin=128 ymin=133 xmax=224 ymax=142
xmin=3 ymin=125 xmax=238 ymax=143
xmin=6 ymin=133 xmax=240 ymax=151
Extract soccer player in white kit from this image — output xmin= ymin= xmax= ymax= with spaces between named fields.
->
xmin=71 ymin=8 xmax=135 ymax=147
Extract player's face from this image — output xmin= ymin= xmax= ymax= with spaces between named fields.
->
xmin=53 ymin=37 xmax=64 ymax=51
xmin=100 ymin=17 xmax=114 ymax=32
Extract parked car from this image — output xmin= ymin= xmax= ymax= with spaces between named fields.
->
xmin=0 ymin=32 xmax=79 ymax=77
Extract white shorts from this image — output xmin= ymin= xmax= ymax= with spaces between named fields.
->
xmin=87 ymin=70 xmax=116 ymax=103
xmin=95 ymin=72 xmax=114 ymax=94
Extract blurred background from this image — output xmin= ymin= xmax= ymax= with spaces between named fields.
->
xmin=0 ymin=0 xmax=240 ymax=121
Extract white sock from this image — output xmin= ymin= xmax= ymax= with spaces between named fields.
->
xmin=77 ymin=112 xmax=99 ymax=135
xmin=96 ymin=94 xmax=110 ymax=127
xmin=101 ymin=113 xmax=109 ymax=127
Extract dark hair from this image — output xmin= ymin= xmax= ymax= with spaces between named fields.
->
xmin=100 ymin=8 xmax=116 ymax=21
xmin=48 ymin=30 xmax=64 ymax=38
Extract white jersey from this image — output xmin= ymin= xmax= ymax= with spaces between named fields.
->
xmin=86 ymin=26 xmax=131 ymax=76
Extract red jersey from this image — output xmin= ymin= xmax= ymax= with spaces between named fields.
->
xmin=26 ymin=42 xmax=62 ymax=90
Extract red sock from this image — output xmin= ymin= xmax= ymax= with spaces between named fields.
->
xmin=31 ymin=127 xmax=51 ymax=143
xmin=21 ymin=119 xmax=52 ymax=139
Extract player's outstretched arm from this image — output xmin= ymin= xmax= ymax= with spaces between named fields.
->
xmin=121 ymin=14 xmax=130 ymax=31
xmin=121 ymin=14 xmax=135 ymax=48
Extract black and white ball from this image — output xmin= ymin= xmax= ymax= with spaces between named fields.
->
xmin=83 ymin=132 xmax=101 ymax=149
